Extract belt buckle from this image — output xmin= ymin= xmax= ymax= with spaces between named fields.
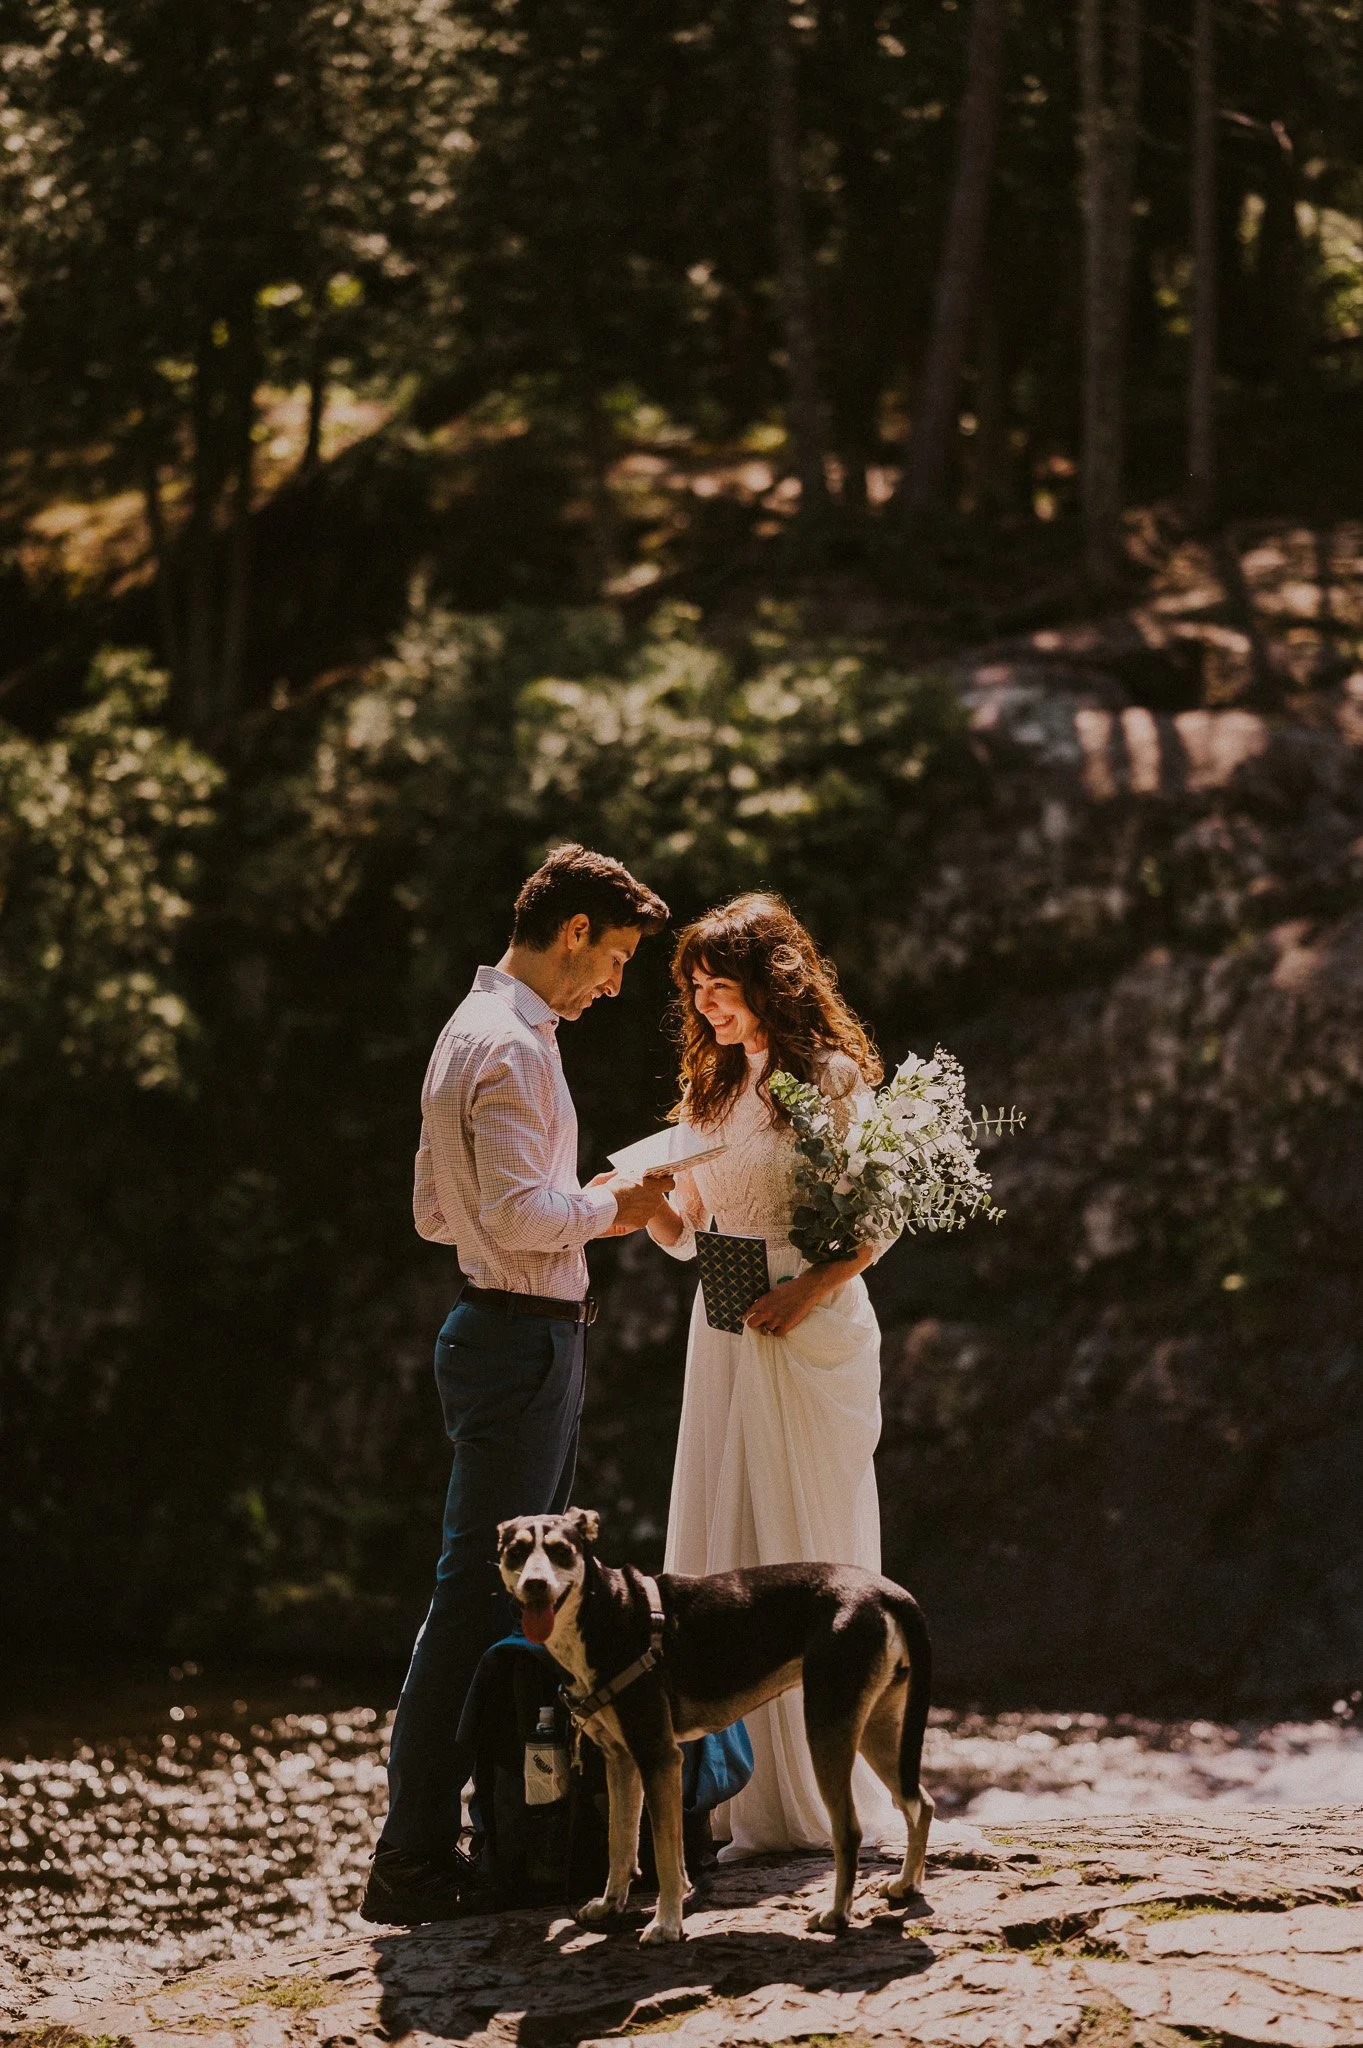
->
xmin=584 ymin=1295 xmax=599 ymax=1327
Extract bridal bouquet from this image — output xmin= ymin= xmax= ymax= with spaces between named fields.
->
xmin=768 ymin=1051 xmax=1022 ymax=1265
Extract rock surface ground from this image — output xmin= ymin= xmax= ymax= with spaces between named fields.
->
xmin=7 ymin=1807 xmax=1363 ymax=2048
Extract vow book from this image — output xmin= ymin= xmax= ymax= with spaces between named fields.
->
xmin=695 ymin=1229 xmax=770 ymax=1335
xmin=606 ymin=1124 xmax=728 ymax=1178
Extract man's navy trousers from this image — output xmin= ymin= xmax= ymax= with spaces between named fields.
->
xmin=381 ymin=1296 xmax=586 ymax=1854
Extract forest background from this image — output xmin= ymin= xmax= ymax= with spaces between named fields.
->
xmin=2 ymin=0 xmax=1362 ymax=1716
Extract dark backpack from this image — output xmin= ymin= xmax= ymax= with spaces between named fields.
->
xmin=458 ymin=1635 xmax=609 ymax=1906
xmin=457 ymin=1634 xmax=755 ymax=1906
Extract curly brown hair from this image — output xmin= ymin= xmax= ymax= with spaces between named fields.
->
xmin=670 ymin=893 xmax=882 ymax=1130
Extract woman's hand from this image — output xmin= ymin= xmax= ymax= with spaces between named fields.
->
xmin=744 ymin=1246 xmax=874 ymax=1337
xmin=646 ymin=1192 xmax=688 ymax=1248
xmin=744 ymin=1271 xmax=823 ymax=1336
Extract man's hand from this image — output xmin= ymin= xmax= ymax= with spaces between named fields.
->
xmin=594 ymin=1170 xmax=675 ymax=1235
xmin=585 ymin=1169 xmax=634 ymax=1238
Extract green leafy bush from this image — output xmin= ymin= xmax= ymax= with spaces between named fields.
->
xmin=0 ymin=649 xmax=220 ymax=1094
xmin=259 ymin=590 xmax=972 ymax=1024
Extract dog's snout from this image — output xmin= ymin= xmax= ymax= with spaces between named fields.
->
xmin=520 ymin=1572 xmax=550 ymax=1599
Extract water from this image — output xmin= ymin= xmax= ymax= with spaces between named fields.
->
xmin=927 ymin=1705 xmax=1363 ymax=1819
xmin=3 ymin=1668 xmax=1361 ymax=2012
xmin=0 ymin=1666 xmax=401 ymax=2007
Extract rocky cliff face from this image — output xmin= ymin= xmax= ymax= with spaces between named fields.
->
xmin=861 ymin=525 xmax=1363 ymax=1712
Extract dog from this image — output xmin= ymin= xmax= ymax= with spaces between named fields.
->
xmin=496 ymin=1507 xmax=934 ymax=1945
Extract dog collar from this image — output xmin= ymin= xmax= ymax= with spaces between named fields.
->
xmin=564 ymin=1575 xmax=665 ymax=1727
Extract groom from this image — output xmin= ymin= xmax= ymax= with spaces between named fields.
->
xmin=361 ymin=843 xmax=673 ymax=1925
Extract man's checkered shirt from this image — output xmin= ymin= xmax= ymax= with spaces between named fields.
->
xmin=413 ymin=965 xmax=617 ymax=1298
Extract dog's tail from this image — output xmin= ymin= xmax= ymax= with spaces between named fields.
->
xmin=888 ymin=1591 xmax=933 ymax=1804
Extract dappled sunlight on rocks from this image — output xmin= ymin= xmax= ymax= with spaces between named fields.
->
xmin=4 ymin=1697 xmax=1362 ymax=2019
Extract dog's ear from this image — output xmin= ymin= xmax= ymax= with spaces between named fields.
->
xmin=570 ymin=1508 xmax=600 ymax=1548
xmin=495 ymin=1518 xmax=519 ymax=1552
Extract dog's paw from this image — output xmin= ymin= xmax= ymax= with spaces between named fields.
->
xmin=807 ymin=1906 xmax=850 ymax=1935
xmin=639 ymin=1914 xmax=683 ymax=1945
xmin=883 ymin=1875 xmax=922 ymax=1905
xmin=577 ymin=1893 xmax=623 ymax=1925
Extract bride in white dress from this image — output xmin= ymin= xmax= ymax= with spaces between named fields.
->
xmin=647 ymin=892 xmax=903 ymax=1859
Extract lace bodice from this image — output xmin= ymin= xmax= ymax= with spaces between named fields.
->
xmin=656 ymin=1050 xmax=874 ymax=1262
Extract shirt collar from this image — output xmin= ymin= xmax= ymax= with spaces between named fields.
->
xmin=473 ymin=963 xmax=560 ymax=1034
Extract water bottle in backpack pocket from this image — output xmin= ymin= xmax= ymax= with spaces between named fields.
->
xmin=524 ymin=1705 xmax=571 ymax=1804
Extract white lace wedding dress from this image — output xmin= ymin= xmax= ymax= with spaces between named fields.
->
xmin=656 ymin=1050 xmax=903 ymax=1856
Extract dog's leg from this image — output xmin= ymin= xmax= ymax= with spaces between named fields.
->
xmin=577 ymin=1746 xmax=644 ymax=1925
xmin=805 ymin=1720 xmax=862 ymax=1934
xmin=859 ymin=1687 xmax=935 ymax=1902
xmin=638 ymin=1748 xmax=687 ymax=1945
xmin=904 ymin=1783 xmax=936 ymax=1895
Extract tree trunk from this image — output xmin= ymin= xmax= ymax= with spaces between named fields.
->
xmin=972 ymin=276 xmax=1011 ymax=515
xmin=581 ymin=386 xmax=623 ymax=595
xmin=1079 ymin=0 xmax=1144 ymax=587
xmin=896 ymin=0 xmax=1008 ymax=523
xmin=827 ymin=0 xmax=885 ymax=517
xmin=1260 ymin=4 xmax=1308 ymax=398
xmin=1260 ymin=132 xmax=1306 ymax=386
xmin=139 ymin=431 xmax=182 ymax=683
xmin=184 ymin=328 xmax=222 ymax=738
xmin=301 ymin=339 xmax=326 ymax=478
xmin=762 ymin=0 xmax=828 ymax=522
xmin=1186 ymin=0 xmax=1217 ymax=525
xmin=219 ymin=312 xmax=257 ymax=729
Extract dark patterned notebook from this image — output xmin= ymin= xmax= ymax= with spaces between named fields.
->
xmin=695 ymin=1229 xmax=771 ymax=1334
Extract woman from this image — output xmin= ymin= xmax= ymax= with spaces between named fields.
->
xmin=648 ymin=892 xmax=902 ymax=1858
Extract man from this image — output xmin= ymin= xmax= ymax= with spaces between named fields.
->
xmin=361 ymin=843 xmax=673 ymax=1925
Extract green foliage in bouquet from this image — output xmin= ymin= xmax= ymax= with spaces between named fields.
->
xmin=769 ymin=1052 xmax=1021 ymax=1266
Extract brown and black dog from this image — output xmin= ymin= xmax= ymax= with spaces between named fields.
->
xmin=496 ymin=1508 xmax=934 ymax=1944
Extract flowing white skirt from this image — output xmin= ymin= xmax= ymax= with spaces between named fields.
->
xmin=663 ymin=1245 xmax=902 ymax=1855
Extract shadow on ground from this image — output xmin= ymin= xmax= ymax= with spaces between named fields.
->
xmin=372 ymin=1856 xmax=936 ymax=2045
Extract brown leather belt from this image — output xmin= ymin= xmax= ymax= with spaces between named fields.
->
xmin=459 ymin=1282 xmax=598 ymax=1327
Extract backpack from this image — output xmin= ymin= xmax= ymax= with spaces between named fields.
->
xmin=457 ymin=1635 xmax=608 ymax=1905
xmin=457 ymin=1634 xmax=754 ymax=1906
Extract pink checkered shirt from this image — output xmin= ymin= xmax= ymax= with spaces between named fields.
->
xmin=413 ymin=965 xmax=617 ymax=1298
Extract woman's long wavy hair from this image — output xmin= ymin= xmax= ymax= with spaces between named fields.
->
xmin=670 ymin=893 xmax=882 ymax=1130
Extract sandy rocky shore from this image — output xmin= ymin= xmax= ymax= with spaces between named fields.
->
xmin=5 ymin=1805 xmax=1363 ymax=2048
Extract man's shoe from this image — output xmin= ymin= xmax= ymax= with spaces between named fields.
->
xmin=359 ymin=1843 xmax=495 ymax=1925
xmin=684 ymin=1808 xmax=720 ymax=1877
